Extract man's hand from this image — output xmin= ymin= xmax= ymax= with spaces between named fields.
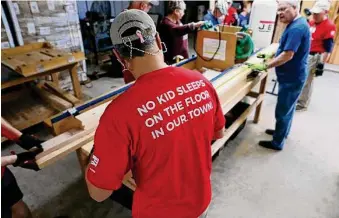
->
xmin=257 ymin=52 xmax=275 ymax=60
xmin=194 ymin=21 xmax=206 ymax=29
xmin=246 ymin=63 xmax=268 ymax=71
xmin=17 ymin=134 xmax=44 ymax=150
xmin=12 ymin=147 xmax=43 ymax=171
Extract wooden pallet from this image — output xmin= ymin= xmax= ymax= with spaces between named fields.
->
xmin=1 ymin=87 xmax=58 ymax=131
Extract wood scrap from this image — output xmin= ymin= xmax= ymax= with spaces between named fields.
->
xmin=32 ymin=84 xmax=72 ymax=111
xmin=44 ymin=81 xmax=80 ymax=105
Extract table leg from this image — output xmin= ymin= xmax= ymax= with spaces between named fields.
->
xmin=70 ymin=64 xmax=82 ymax=99
xmin=51 ymin=72 xmax=59 ymax=87
xmin=254 ymin=74 xmax=268 ymax=123
xmin=76 ymin=149 xmax=88 ymax=174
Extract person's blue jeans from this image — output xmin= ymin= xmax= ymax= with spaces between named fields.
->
xmin=272 ymin=80 xmax=306 ymax=148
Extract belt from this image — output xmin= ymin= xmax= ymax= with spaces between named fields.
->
xmin=309 ymin=52 xmax=321 ymax=56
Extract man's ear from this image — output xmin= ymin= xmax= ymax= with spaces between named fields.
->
xmin=155 ymin=33 xmax=162 ymax=50
xmin=140 ymin=2 xmax=148 ymax=11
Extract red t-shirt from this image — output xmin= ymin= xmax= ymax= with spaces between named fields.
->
xmin=87 ymin=66 xmax=225 ymax=218
xmin=309 ymin=18 xmax=336 ymax=53
xmin=224 ymin=7 xmax=237 ymax=25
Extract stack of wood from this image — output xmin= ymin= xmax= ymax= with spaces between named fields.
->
xmin=1 ymin=82 xmax=80 ymax=131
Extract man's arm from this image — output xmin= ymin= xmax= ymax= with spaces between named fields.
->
xmin=1 ymin=155 xmax=17 ymax=167
xmin=213 ymin=128 xmax=225 ymax=140
xmin=85 ymin=165 xmax=113 ymax=202
xmin=1 ymin=117 xmax=44 ymax=150
xmin=85 ymin=109 xmax=131 ymax=202
xmin=322 ymin=38 xmax=334 ymax=63
xmin=1 ymin=117 xmax=22 ymax=141
xmin=267 ymin=51 xmax=295 ymax=69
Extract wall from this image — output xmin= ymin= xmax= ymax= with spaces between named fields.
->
xmin=77 ymin=1 xmax=165 ymax=19
xmin=5 ymin=0 xmax=86 ymax=90
xmin=1 ymin=5 xmax=14 ymax=49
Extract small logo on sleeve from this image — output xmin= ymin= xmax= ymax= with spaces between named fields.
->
xmin=90 ymin=155 xmax=100 ymax=167
xmin=330 ymin=30 xmax=335 ymax=36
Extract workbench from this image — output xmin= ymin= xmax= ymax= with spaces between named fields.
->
xmin=1 ymin=42 xmax=85 ymax=131
xmin=32 ymin=30 xmax=278 ymax=194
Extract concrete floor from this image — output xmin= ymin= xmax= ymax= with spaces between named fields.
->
xmin=2 ymin=65 xmax=339 ymax=218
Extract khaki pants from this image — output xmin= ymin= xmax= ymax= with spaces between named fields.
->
xmin=297 ymin=54 xmax=321 ymax=108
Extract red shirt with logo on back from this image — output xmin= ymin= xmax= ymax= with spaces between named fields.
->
xmin=309 ymin=18 xmax=336 ymax=53
xmin=87 ymin=66 xmax=225 ymax=218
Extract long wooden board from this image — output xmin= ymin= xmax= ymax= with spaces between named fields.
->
xmin=32 ymin=85 xmax=72 ymax=111
xmin=44 ymin=81 xmax=80 ymax=105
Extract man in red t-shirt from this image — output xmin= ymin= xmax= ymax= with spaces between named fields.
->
xmin=297 ymin=0 xmax=336 ymax=111
xmin=223 ymin=0 xmax=238 ymax=26
xmin=1 ymin=118 xmax=43 ymax=218
xmin=86 ymin=10 xmax=225 ymax=218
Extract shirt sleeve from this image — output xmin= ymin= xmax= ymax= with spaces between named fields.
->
xmin=282 ymin=27 xmax=304 ymax=53
xmin=324 ymin=24 xmax=336 ymax=39
xmin=86 ymin=107 xmax=131 ymax=190
xmin=323 ymin=38 xmax=334 ymax=53
xmin=1 ymin=122 xmax=19 ymax=141
xmin=167 ymin=21 xmax=193 ymax=37
xmin=212 ymin=87 xmax=226 ymax=132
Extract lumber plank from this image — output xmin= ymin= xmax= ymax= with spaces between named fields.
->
xmin=32 ymin=85 xmax=72 ymax=111
xmin=44 ymin=81 xmax=80 ymax=105
xmin=36 ymin=131 xmax=95 ymax=168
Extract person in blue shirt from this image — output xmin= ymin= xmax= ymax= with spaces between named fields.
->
xmin=203 ymin=0 xmax=228 ymax=26
xmin=238 ymin=5 xmax=250 ymax=28
xmin=248 ymin=0 xmax=311 ymax=151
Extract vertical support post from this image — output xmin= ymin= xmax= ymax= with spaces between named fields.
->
xmin=51 ymin=72 xmax=59 ymax=87
xmin=76 ymin=149 xmax=88 ymax=175
xmin=254 ymin=73 xmax=268 ymax=123
xmin=70 ymin=64 xmax=82 ymax=99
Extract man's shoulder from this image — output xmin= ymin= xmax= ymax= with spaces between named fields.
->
xmin=324 ymin=19 xmax=336 ymax=29
xmin=288 ymin=18 xmax=310 ymax=33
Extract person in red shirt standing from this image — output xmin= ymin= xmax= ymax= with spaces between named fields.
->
xmin=159 ymin=0 xmax=205 ymax=64
xmin=224 ymin=0 xmax=238 ymax=26
xmin=86 ymin=9 xmax=225 ymax=218
xmin=297 ymin=0 xmax=336 ymax=111
xmin=1 ymin=118 xmax=43 ymax=218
